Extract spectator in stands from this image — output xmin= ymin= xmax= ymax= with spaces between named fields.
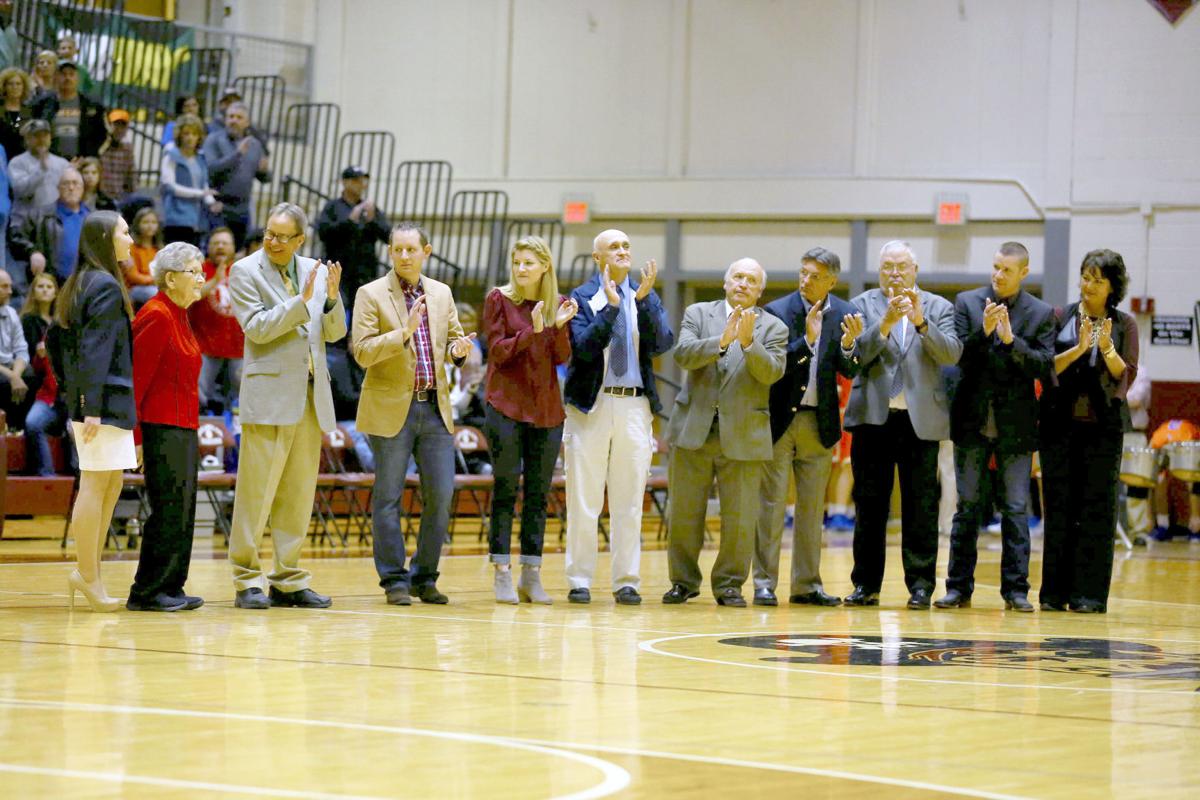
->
xmin=54 ymin=211 xmax=138 ymax=613
xmin=160 ymin=112 xmax=218 ymax=246
xmin=32 ymin=59 xmax=105 ymax=159
xmin=97 ymin=108 xmax=136 ymax=201
xmin=161 ymin=94 xmax=200 ymax=147
xmin=203 ymin=101 xmax=269 ymax=247
xmin=242 ymin=228 xmax=264 ymax=257
xmin=317 ymin=165 xmax=389 ymax=311
xmin=127 ymin=241 xmax=206 ymax=612
xmin=11 ymin=166 xmax=88 ymax=282
xmin=9 ymin=119 xmax=67 ymax=234
xmin=20 ymin=271 xmax=66 ymax=475
xmin=123 ymin=206 xmax=160 ymax=307
xmin=77 ymin=155 xmax=117 ymax=211
xmin=29 ymin=50 xmax=55 ymax=102
xmin=0 ymin=267 xmax=31 ymax=428
xmin=189 ymin=227 xmax=243 ymax=414
xmin=482 ymin=236 xmax=576 ymax=604
xmin=351 ymin=221 xmax=475 ymax=606
xmin=0 ymin=65 xmax=33 ymax=158
xmin=54 ymin=34 xmax=92 ymax=94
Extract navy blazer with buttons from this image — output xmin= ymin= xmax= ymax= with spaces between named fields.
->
xmin=763 ymin=291 xmax=860 ymax=448
xmin=563 ymin=272 xmax=675 ymax=415
xmin=61 ymin=269 xmax=135 ymax=429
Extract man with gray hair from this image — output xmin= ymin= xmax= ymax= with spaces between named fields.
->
xmin=226 ymin=202 xmax=346 ymax=609
xmin=842 ymin=241 xmax=962 ymax=609
xmin=202 ymin=100 xmax=270 ymax=247
xmin=662 ymin=258 xmax=787 ymax=607
xmin=752 ymin=247 xmax=864 ymax=607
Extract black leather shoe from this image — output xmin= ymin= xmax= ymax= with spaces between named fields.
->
xmin=843 ymin=586 xmax=880 ymax=606
xmin=906 ymin=588 xmax=931 ymax=609
xmin=753 ymin=588 xmax=778 ymax=607
xmin=1039 ymin=600 xmax=1067 ymax=612
xmin=416 ymin=584 xmax=448 ymax=604
xmin=1004 ymin=593 xmax=1034 ymax=612
xmin=567 ymin=588 xmax=591 ymax=604
xmin=934 ymin=589 xmax=971 ymax=609
xmin=269 ymin=587 xmax=332 ymax=608
xmin=715 ymin=587 xmax=747 ymax=607
xmin=174 ymin=593 xmax=204 ymax=610
xmin=661 ymin=584 xmax=698 ymax=604
xmin=613 ymin=587 xmax=642 ymax=605
xmin=234 ymin=587 xmax=270 ymax=609
xmin=385 ymin=585 xmax=412 ymax=606
xmin=789 ymin=589 xmax=841 ymax=606
xmin=1070 ymin=599 xmax=1106 ymax=614
xmin=126 ymin=593 xmax=188 ymax=612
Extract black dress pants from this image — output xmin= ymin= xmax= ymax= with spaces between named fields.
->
xmin=849 ymin=410 xmax=941 ymax=594
xmin=1040 ymin=420 xmax=1122 ymax=608
xmin=130 ymin=423 xmax=199 ymax=602
xmin=483 ymin=404 xmax=563 ymax=564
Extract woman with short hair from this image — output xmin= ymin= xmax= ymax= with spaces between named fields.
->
xmin=126 ymin=241 xmax=206 ymax=611
xmin=160 ymin=113 xmax=220 ymax=246
xmin=1039 ymin=249 xmax=1139 ymax=614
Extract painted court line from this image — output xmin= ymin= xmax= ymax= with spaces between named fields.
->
xmin=0 ymin=697 xmax=1031 ymax=800
xmin=0 ymin=698 xmax=629 ymax=800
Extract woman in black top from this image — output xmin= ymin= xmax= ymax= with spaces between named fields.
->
xmin=1039 ymin=249 xmax=1139 ymax=614
xmin=55 ymin=211 xmax=139 ymax=612
xmin=0 ymin=66 xmax=33 ymax=159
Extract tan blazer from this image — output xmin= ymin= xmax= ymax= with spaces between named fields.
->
xmin=351 ymin=270 xmax=464 ymax=438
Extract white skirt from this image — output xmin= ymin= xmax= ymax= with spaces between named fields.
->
xmin=70 ymin=421 xmax=138 ymax=472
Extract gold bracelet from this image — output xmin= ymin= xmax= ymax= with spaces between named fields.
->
xmin=1102 ymin=346 xmax=1117 ymax=358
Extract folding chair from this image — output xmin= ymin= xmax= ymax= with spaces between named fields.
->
xmin=452 ymin=426 xmax=493 ymax=541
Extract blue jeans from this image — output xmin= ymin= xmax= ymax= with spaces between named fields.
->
xmin=368 ymin=399 xmax=455 ymax=590
xmin=946 ymin=439 xmax=1033 ymax=597
xmin=24 ymin=399 xmax=65 ymax=476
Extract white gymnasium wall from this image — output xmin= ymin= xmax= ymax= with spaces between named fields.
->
xmin=224 ymin=0 xmax=1200 ymax=379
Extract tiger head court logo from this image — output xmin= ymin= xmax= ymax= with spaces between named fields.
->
xmin=718 ymin=634 xmax=1200 ymax=686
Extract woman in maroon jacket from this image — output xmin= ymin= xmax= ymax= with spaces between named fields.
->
xmin=127 ymin=241 xmax=205 ymax=611
xmin=483 ymin=236 xmax=577 ymax=604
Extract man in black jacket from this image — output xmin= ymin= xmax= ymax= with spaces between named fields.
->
xmin=10 ymin=166 xmax=89 ymax=282
xmin=316 ymin=165 xmax=389 ymax=312
xmin=752 ymin=247 xmax=863 ymax=606
xmin=31 ymin=60 xmax=106 ymax=159
xmin=935 ymin=241 xmax=1055 ymax=612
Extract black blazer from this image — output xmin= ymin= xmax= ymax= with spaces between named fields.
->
xmin=1041 ymin=302 xmax=1139 ymax=435
xmin=763 ymin=291 xmax=859 ymax=448
xmin=563 ymin=272 xmax=675 ymax=415
xmin=61 ymin=270 xmax=135 ymax=429
xmin=950 ymin=286 xmax=1055 ymax=453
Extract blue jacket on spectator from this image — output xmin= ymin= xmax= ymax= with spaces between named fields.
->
xmin=160 ymin=142 xmax=210 ymax=232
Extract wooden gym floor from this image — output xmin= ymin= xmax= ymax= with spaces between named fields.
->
xmin=0 ymin=521 xmax=1198 ymax=798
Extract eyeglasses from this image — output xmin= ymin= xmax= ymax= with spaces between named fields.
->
xmin=168 ymin=270 xmax=205 ymax=280
xmin=263 ymin=229 xmax=301 ymax=244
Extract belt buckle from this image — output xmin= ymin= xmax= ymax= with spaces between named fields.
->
xmin=415 ymin=389 xmax=430 ymax=402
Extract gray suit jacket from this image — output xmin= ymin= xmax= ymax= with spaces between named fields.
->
xmin=666 ymin=300 xmax=788 ymax=461
xmin=228 ymin=250 xmax=348 ymax=431
xmin=843 ymin=288 xmax=962 ymax=441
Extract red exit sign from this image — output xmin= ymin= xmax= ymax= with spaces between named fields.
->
xmin=934 ymin=193 xmax=969 ymax=226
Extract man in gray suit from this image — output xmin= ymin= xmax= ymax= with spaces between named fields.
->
xmin=843 ymin=241 xmax=962 ymax=609
xmin=227 ymin=202 xmax=348 ymax=609
xmin=662 ymin=258 xmax=788 ymax=607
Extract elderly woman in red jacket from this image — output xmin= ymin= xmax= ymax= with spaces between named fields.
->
xmin=126 ymin=241 xmax=205 ymax=611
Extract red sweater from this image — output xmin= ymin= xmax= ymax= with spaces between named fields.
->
xmin=132 ymin=292 xmax=202 ymax=444
xmin=187 ymin=260 xmax=245 ymax=359
xmin=482 ymin=289 xmax=571 ymax=427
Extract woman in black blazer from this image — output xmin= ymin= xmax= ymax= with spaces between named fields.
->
xmin=1039 ymin=249 xmax=1139 ymax=614
xmin=55 ymin=210 xmax=138 ymax=612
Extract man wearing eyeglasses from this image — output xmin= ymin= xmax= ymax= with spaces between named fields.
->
xmin=842 ymin=241 xmax=962 ymax=610
xmin=226 ymin=202 xmax=347 ymax=609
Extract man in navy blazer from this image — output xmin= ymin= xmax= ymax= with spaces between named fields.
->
xmin=935 ymin=241 xmax=1055 ymax=612
xmin=752 ymin=247 xmax=863 ymax=607
xmin=561 ymin=229 xmax=674 ymax=605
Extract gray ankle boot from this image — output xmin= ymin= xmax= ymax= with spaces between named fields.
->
xmin=493 ymin=568 xmax=518 ymax=604
xmin=517 ymin=565 xmax=552 ymax=605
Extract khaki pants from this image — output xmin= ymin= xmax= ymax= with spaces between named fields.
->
xmin=229 ymin=385 xmax=323 ymax=592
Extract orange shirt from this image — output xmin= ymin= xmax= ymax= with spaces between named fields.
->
xmin=124 ymin=243 xmax=158 ymax=287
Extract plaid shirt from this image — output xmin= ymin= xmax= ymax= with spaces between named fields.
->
xmin=99 ymin=139 xmax=136 ymax=199
xmin=401 ymin=277 xmax=435 ymax=390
